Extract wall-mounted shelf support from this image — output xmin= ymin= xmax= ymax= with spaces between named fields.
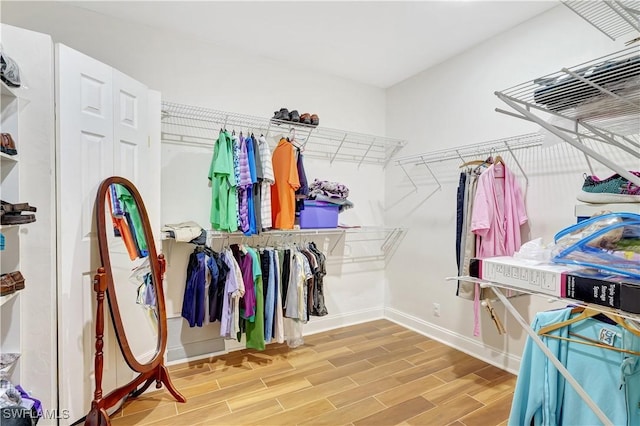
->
xmin=496 ymin=46 xmax=640 ymax=188
xmin=496 ymin=96 xmax=640 ymax=187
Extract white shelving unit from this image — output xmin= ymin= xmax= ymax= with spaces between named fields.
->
xmin=562 ymin=0 xmax=640 ymax=41
xmin=160 ymin=100 xmax=407 ymax=263
xmin=495 ymin=46 xmax=640 ymax=188
xmin=161 ymin=101 xmax=406 ymax=167
xmin=491 ymin=46 xmax=640 ymax=426
xmin=0 ymin=79 xmax=23 ymax=385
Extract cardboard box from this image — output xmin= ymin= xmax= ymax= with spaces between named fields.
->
xmin=470 ymin=257 xmax=640 ymax=312
xmin=565 ymin=271 xmax=640 ymax=314
xmin=469 ymin=256 xmax=582 ymax=297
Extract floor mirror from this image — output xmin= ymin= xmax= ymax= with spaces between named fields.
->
xmin=85 ymin=176 xmax=186 ymax=426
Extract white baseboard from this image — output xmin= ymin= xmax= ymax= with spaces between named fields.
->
xmin=384 ymin=307 xmax=521 ymax=375
xmin=303 ymin=307 xmax=385 ymax=336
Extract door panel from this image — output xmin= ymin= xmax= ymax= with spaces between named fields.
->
xmin=58 ymin=44 xmax=159 ymax=423
xmin=57 ymin=44 xmax=115 ymax=423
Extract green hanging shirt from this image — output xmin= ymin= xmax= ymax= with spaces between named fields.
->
xmin=245 ymin=247 xmax=265 ymax=351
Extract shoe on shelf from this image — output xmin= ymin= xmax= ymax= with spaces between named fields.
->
xmin=8 ymin=272 xmax=24 ymax=291
xmin=577 ymin=171 xmax=640 ymax=203
xmin=0 ymin=201 xmax=36 ymax=214
xmin=1 ymin=274 xmax=16 ymax=297
xmin=272 ymin=108 xmax=290 ymax=122
xmin=0 ymin=133 xmax=17 ymax=156
xmin=310 ymin=114 xmax=319 ymax=127
xmin=300 ymin=113 xmax=312 ymax=125
xmin=0 ymin=213 xmax=35 ymax=225
xmin=289 ymin=110 xmax=300 ymax=122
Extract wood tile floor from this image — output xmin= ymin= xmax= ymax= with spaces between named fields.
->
xmin=111 ymin=319 xmax=516 ymax=425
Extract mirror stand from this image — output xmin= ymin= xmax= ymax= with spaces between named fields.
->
xmin=85 ymin=257 xmax=185 ymax=426
xmin=85 ymin=176 xmax=186 ymax=426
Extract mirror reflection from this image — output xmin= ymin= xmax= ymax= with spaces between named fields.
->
xmin=104 ymin=183 xmax=159 ymax=364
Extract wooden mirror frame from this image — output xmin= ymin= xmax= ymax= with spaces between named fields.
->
xmin=85 ymin=176 xmax=185 ymax=426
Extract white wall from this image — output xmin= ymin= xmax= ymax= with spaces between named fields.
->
xmin=1 ymin=1 xmax=389 ymax=359
xmin=385 ymin=4 xmax=637 ymax=373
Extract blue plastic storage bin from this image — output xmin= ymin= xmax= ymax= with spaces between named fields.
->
xmin=300 ymin=200 xmax=339 ymax=228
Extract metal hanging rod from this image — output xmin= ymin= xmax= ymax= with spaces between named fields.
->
xmin=496 ymin=46 xmax=640 ymax=187
xmin=161 ymin=226 xmax=406 ymax=262
xmin=394 ymin=133 xmax=543 ymax=167
xmin=562 ymin=0 xmax=640 ymax=40
xmin=161 ymin=101 xmax=406 ymax=167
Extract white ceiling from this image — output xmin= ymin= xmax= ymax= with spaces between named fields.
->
xmin=71 ymin=1 xmax=558 ymax=88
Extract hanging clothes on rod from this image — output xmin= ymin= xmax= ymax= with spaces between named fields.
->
xmin=209 ymin=130 xmax=239 ymax=233
xmin=455 ymin=156 xmax=528 ymax=337
xmin=180 ymin=239 xmax=329 ymax=351
xmin=271 ymin=137 xmax=301 ymax=230
xmin=257 ymin=134 xmax=275 ymax=231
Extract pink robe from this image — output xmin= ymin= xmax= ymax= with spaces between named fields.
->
xmin=471 ymin=162 xmax=528 ymax=335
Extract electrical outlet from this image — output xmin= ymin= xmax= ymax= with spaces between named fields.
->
xmin=433 ymin=303 xmax=441 ymax=317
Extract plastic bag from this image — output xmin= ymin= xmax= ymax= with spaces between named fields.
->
xmin=513 ymin=237 xmax=553 ymax=263
xmin=552 ymin=212 xmax=640 ymax=279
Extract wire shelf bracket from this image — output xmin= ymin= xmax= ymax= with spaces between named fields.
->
xmin=495 ymin=46 xmax=640 ymax=188
xmin=161 ymin=102 xmax=406 ymax=167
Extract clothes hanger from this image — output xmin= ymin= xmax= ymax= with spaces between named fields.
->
xmin=458 ymin=159 xmax=486 ymax=169
xmin=537 ymin=306 xmax=640 ymax=338
xmin=541 ymin=331 xmax=640 ymax=356
xmin=287 ymin=128 xmax=296 ymax=143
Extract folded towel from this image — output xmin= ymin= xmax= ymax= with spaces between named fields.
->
xmin=162 ymin=221 xmax=204 ymax=243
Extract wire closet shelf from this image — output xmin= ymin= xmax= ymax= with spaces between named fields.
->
xmin=162 ymin=227 xmax=406 ymax=264
xmin=562 ymin=0 xmax=640 ymax=40
xmin=495 ymin=46 xmax=640 ymax=187
xmin=394 ymin=132 xmax=543 ymax=189
xmin=161 ymin=102 xmax=406 ymax=167
xmin=395 ymin=133 xmax=543 ymax=167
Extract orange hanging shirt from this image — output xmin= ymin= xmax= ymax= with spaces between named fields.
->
xmin=271 ymin=138 xmax=300 ymax=229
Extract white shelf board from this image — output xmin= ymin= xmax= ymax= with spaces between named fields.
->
xmin=0 ymin=291 xmax=19 ymax=308
xmin=0 ymin=80 xmax=18 ymax=98
xmin=0 ymin=152 xmax=19 ymax=163
xmin=575 ymin=202 xmax=640 ymax=217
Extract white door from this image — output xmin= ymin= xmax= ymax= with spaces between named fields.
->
xmin=57 ymin=44 xmax=159 ymax=423
xmin=57 ymin=44 xmax=115 ymax=423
